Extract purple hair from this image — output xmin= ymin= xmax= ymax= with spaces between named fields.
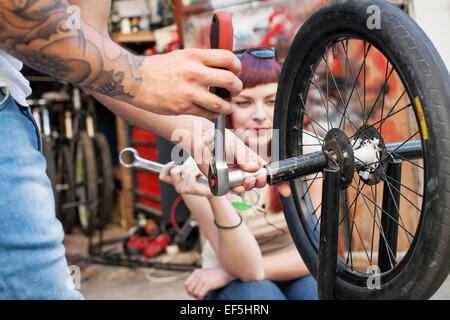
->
xmin=237 ymin=51 xmax=282 ymax=89
xmin=226 ymin=52 xmax=281 ymax=129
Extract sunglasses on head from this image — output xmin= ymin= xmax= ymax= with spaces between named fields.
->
xmin=233 ymin=47 xmax=277 ymax=59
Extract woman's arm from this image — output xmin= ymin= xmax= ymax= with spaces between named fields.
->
xmin=159 ymin=164 xmax=264 ymax=282
xmin=262 ymin=247 xmax=311 ymax=281
xmin=186 ymin=191 xmax=309 ymax=282
xmin=207 ymin=195 xmax=264 ymax=282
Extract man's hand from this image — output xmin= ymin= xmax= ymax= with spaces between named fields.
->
xmin=135 ymin=49 xmax=243 ymax=121
xmin=191 ymin=124 xmax=291 ymax=196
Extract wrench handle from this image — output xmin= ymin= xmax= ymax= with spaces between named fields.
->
xmin=119 ymin=148 xmax=209 ymax=184
xmin=208 ymin=11 xmax=234 ymax=196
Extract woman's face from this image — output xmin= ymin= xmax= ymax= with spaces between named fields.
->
xmin=230 ymin=82 xmax=277 ymax=151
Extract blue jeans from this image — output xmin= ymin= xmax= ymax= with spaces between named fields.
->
xmin=206 ymin=276 xmax=318 ymax=300
xmin=0 ymin=88 xmax=83 ymax=299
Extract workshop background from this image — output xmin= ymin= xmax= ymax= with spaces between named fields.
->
xmin=22 ymin=0 xmax=450 ymax=299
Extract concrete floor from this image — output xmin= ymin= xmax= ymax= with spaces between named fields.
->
xmin=64 ymin=225 xmax=196 ymax=300
xmin=63 ymin=224 xmax=450 ymax=300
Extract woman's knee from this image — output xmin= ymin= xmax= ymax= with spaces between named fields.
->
xmin=284 ymin=276 xmax=318 ymax=300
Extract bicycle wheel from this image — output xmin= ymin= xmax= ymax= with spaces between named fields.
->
xmin=93 ymin=132 xmax=115 ymax=229
xmin=42 ymin=136 xmax=59 ymax=218
xmin=74 ymin=131 xmax=98 ymax=236
xmin=275 ymin=0 xmax=450 ymax=299
xmin=56 ymin=144 xmax=77 ymax=234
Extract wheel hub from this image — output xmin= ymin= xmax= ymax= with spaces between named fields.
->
xmin=322 ymin=125 xmax=388 ymax=188
xmin=353 ymin=124 xmax=388 ymax=185
xmin=323 ymin=129 xmax=354 ymax=189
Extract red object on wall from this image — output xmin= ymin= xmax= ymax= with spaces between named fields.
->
xmin=136 ymin=171 xmax=161 ymax=198
xmin=131 ymin=126 xmax=162 ymax=216
xmin=132 ymin=126 xmax=157 ymax=142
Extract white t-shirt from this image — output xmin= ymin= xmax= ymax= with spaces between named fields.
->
xmin=0 ymin=50 xmax=32 ymax=106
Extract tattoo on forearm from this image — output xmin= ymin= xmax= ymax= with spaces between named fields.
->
xmin=0 ymin=0 xmax=143 ymax=98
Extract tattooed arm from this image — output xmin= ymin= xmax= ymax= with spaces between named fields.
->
xmin=0 ymin=0 xmax=242 ymax=119
xmin=0 ymin=1 xmax=144 ymax=99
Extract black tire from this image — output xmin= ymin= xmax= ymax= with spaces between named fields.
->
xmin=93 ymin=133 xmax=115 ymax=229
xmin=74 ymin=131 xmax=98 ymax=236
xmin=42 ymin=136 xmax=59 ymax=219
xmin=56 ymin=145 xmax=77 ymax=234
xmin=275 ymin=0 xmax=450 ymax=299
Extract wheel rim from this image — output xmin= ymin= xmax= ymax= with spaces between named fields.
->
xmin=56 ymin=148 xmax=75 ymax=226
xmin=283 ymin=35 xmax=426 ymax=287
xmin=75 ymin=141 xmax=90 ymax=231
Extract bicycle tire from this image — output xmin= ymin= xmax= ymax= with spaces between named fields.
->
xmin=275 ymin=0 xmax=450 ymax=299
xmin=93 ymin=132 xmax=115 ymax=229
xmin=74 ymin=131 xmax=98 ymax=236
xmin=56 ymin=145 xmax=77 ymax=234
xmin=42 ymin=136 xmax=59 ymax=219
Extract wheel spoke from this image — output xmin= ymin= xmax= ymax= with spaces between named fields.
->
xmin=338 ymin=40 xmax=368 ymax=130
xmin=341 ymin=183 xmax=374 ymax=264
xmin=300 ymin=97 xmax=327 ymax=143
xmin=353 ymin=152 xmax=423 ymax=210
xmin=310 ymin=67 xmax=334 ymax=130
xmin=363 ymin=65 xmax=395 ymax=126
xmin=347 ymin=183 xmax=415 ymax=239
xmin=309 ymin=78 xmax=359 ymax=133
xmin=302 ymin=172 xmax=321 ymax=200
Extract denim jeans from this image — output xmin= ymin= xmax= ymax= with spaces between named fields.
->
xmin=206 ymin=276 xmax=318 ymax=300
xmin=0 ymin=87 xmax=83 ymax=299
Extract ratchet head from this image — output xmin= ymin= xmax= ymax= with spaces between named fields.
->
xmin=210 ymin=11 xmax=234 ymax=51
xmin=209 ymin=11 xmax=234 ymax=100
xmin=208 ymin=159 xmax=230 ymax=196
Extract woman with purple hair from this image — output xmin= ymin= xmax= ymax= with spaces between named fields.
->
xmin=160 ymin=48 xmax=318 ymax=300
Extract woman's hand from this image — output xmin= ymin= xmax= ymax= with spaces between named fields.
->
xmin=159 ymin=160 xmax=212 ymax=197
xmin=184 ymin=266 xmax=235 ymax=300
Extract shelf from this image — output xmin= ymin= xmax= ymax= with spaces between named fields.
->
xmin=181 ymin=2 xmax=213 ymax=15
xmin=180 ymin=0 xmax=265 ymax=16
xmin=111 ymin=31 xmax=155 ymax=44
xmin=136 ymin=190 xmax=162 ymax=202
xmin=135 ymin=202 xmax=163 ymax=218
